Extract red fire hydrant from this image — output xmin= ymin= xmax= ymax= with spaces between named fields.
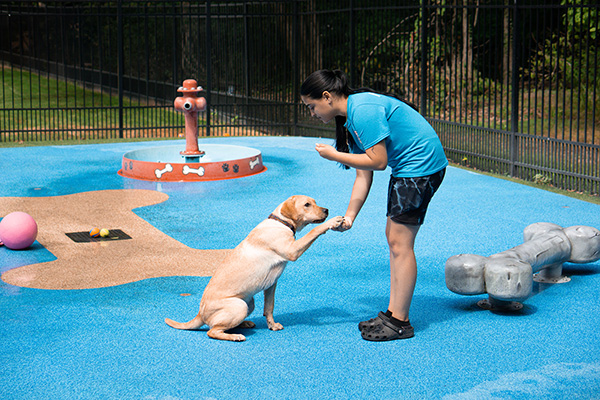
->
xmin=174 ymin=79 xmax=207 ymax=156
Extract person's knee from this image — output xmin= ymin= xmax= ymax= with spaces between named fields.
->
xmin=388 ymin=241 xmax=414 ymax=260
xmin=387 ymin=232 xmax=414 ymax=257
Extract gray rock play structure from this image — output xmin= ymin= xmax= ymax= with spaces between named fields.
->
xmin=445 ymin=223 xmax=600 ymax=310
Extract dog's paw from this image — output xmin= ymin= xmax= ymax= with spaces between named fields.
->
xmin=237 ymin=320 xmax=256 ymax=329
xmin=208 ymin=328 xmax=247 ymax=342
xmin=268 ymin=322 xmax=284 ymax=331
xmin=230 ymin=334 xmax=247 ymax=342
xmin=327 ymin=216 xmax=345 ymax=230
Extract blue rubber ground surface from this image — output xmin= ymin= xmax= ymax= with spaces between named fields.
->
xmin=1 ymin=136 xmax=600 ymax=399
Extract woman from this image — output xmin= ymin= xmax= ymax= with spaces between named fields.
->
xmin=300 ymin=69 xmax=448 ymax=341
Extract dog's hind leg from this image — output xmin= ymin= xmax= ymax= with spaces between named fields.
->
xmin=165 ymin=311 xmax=205 ymax=330
xmin=236 ymin=297 xmax=256 ymax=329
xmin=206 ymin=297 xmax=253 ymax=342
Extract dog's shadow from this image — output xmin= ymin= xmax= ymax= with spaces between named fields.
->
xmin=248 ymin=294 xmax=468 ymax=332
xmin=251 ymin=306 xmax=357 ymax=330
xmin=173 ymin=307 xmax=354 ymax=339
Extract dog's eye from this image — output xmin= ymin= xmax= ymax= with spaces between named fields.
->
xmin=304 ymin=202 xmax=311 ymax=207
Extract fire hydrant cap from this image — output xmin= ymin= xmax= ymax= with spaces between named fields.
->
xmin=178 ymin=79 xmax=203 ymax=93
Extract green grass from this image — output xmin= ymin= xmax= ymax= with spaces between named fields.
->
xmin=2 ymin=67 xmax=120 ymax=109
xmin=1 ymin=67 xmax=184 ymax=141
xmin=0 ymin=136 xmax=183 ymax=148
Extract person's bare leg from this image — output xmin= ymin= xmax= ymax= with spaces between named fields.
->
xmin=385 ymin=218 xmax=420 ymax=322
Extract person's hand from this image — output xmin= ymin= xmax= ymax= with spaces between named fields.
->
xmin=332 ymin=216 xmax=353 ymax=232
xmin=315 ymin=143 xmax=339 ymax=161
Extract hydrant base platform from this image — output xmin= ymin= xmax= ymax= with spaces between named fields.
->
xmin=118 ymin=144 xmax=265 ymax=182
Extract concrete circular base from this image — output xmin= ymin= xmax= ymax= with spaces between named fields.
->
xmin=118 ymin=144 xmax=266 ymax=182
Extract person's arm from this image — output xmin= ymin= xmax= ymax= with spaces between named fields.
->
xmin=334 ymin=168 xmax=373 ymax=231
xmin=315 ymin=140 xmax=387 ymax=171
xmin=316 ymin=139 xmax=385 ymax=231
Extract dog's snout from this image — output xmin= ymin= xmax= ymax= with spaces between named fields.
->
xmin=323 ymin=208 xmax=329 ymax=216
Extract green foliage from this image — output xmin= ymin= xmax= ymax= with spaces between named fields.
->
xmin=526 ymin=1 xmax=600 ymax=121
xmin=533 ymin=173 xmax=552 ymax=185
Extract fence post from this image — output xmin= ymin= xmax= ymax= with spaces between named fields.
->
xmin=172 ymin=2 xmax=178 ymax=105
xmin=205 ymin=0 xmax=212 ymax=136
xmin=510 ymin=0 xmax=520 ymax=177
xmin=293 ymin=0 xmax=299 ymax=136
xmin=244 ymin=2 xmax=250 ymax=108
xmin=117 ymin=0 xmax=124 ymax=139
xmin=349 ymin=0 xmax=355 ymax=86
xmin=420 ymin=0 xmax=428 ymax=116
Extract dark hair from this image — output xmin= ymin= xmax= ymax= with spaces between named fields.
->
xmin=301 ymin=70 xmax=354 ymax=164
xmin=300 ymin=69 xmax=353 ymax=99
xmin=301 ymin=69 xmax=418 ymax=169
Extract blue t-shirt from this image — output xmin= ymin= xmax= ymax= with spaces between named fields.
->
xmin=345 ymin=92 xmax=448 ymax=177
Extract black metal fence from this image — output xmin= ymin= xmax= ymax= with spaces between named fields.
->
xmin=1 ymin=1 xmax=598 ymax=195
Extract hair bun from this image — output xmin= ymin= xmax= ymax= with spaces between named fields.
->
xmin=333 ymin=69 xmax=346 ymax=81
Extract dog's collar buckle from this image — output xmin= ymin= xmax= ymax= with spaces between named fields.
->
xmin=268 ymin=214 xmax=296 ymax=236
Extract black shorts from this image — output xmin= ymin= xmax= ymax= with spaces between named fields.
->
xmin=387 ymin=168 xmax=446 ymax=226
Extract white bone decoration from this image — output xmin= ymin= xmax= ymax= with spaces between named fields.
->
xmin=182 ymin=165 xmax=205 ymax=177
xmin=155 ymin=164 xmax=173 ymax=179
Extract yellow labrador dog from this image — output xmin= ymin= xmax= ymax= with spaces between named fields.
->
xmin=165 ymin=195 xmax=344 ymax=342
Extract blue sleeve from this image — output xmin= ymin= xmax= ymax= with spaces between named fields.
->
xmin=350 ymin=103 xmax=390 ymax=151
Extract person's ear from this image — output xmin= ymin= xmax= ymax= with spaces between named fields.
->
xmin=322 ymin=91 xmax=332 ymax=104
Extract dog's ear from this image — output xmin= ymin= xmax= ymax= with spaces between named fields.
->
xmin=280 ymin=196 xmax=299 ymax=221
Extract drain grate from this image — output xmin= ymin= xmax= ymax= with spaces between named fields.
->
xmin=65 ymin=229 xmax=132 ymax=243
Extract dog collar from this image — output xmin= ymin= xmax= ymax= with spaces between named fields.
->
xmin=268 ymin=214 xmax=296 ymax=236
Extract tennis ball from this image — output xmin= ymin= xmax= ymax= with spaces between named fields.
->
xmin=89 ymin=228 xmax=100 ymax=238
xmin=100 ymin=228 xmax=110 ymax=238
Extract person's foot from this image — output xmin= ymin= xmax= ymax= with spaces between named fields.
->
xmin=360 ymin=311 xmax=414 ymax=341
xmin=357 ymin=310 xmax=391 ymax=331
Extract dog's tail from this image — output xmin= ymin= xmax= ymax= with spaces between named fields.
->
xmin=165 ymin=313 xmax=205 ymax=330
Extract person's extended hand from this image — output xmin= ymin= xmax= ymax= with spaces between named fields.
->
xmin=332 ymin=216 xmax=353 ymax=232
xmin=315 ymin=143 xmax=339 ymax=161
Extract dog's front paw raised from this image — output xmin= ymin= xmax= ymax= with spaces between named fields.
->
xmin=326 ymin=216 xmax=345 ymax=230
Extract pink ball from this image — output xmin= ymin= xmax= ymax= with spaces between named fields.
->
xmin=0 ymin=211 xmax=38 ymax=250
